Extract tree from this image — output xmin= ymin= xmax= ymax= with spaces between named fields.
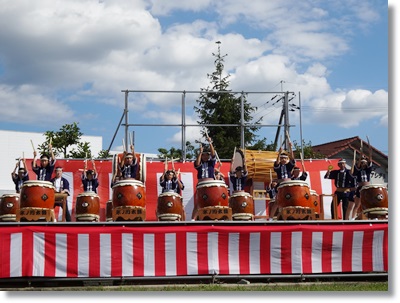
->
xmin=97 ymin=149 xmax=112 ymax=159
xmin=158 ymin=141 xmax=196 ymax=160
xmin=37 ymin=122 xmax=92 ymax=159
xmin=194 ymin=42 xmax=269 ymax=159
xmin=292 ymin=140 xmax=325 ymax=159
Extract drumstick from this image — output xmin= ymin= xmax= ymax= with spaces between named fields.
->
xmin=269 ymin=169 xmax=272 ymax=184
xmin=49 ymin=137 xmax=52 ymax=145
xmin=351 ymin=149 xmax=356 ymax=174
xmin=30 ymin=139 xmax=36 ymax=152
xmin=232 ymin=146 xmax=236 ymax=160
xmin=122 ymin=138 xmax=126 ymax=152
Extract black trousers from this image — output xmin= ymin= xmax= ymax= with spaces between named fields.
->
xmin=331 ymin=191 xmax=350 ymax=219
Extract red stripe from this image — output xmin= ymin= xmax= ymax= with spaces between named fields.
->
xmin=383 ymin=228 xmax=388 ymax=272
xmin=0 ymin=232 xmax=11 ymax=278
xmin=133 ymin=232 xmax=144 ymax=276
xmin=111 ymin=232 xmax=122 ymax=277
xmin=218 ymin=231 xmax=229 ymax=274
xmin=280 ymin=231 xmax=292 ymax=274
xmin=44 ymin=232 xmax=56 ymax=276
xmin=321 ymin=230 xmax=333 ymax=273
xmin=175 ymin=231 xmax=187 ymax=276
xmin=362 ymin=230 xmax=373 ymax=272
xmin=22 ymin=229 xmax=33 ymax=276
xmin=301 ymin=229 xmax=313 ymax=274
xmin=67 ymin=233 xmax=78 ymax=277
xmin=341 ymin=231 xmax=353 ymax=272
xmin=89 ymin=233 xmax=100 ymax=277
xmin=154 ymin=233 xmax=165 ymax=276
xmin=239 ymin=232 xmax=250 ymax=274
xmin=197 ymin=232 xmax=209 ymax=274
xmin=259 ymin=230 xmax=271 ymax=274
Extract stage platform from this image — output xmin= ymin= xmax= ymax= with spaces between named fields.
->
xmin=0 ymin=220 xmax=388 ymax=282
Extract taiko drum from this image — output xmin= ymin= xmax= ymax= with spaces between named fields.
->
xmin=20 ymin=180 xmax=55 ymax=210
xmin=106 ymin=200 xmax=113 ymax=221
xmin=360 ymin=184 xmax=388 ymax=210
xmin=0 ymin=193 xmax=20 ymax=221
xmin=229 ymin=191 xmax=254 ymax=217
xmin=309 ymin=189 xmax=320 ymax=216
xmin=75 ymin=192 xmax=100 ymax=219
xmin=276 ymin=180 xmax=313 ymax=210
xmin=195 ymin=179 xmax=229 ymax=209
xmin=156 ymin=191 xmax=184 ymax=220
xmin=112 ymin=179 xmax=146 ymax=208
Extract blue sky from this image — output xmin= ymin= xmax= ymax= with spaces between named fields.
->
xmin=0 ymin=0 xmax=391 ymax=157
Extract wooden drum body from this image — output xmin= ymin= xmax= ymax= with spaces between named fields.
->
xmin=75 ymin=192 xmax=100 ymax=222
xmin=195 ymin=180 xmax=231 ymax=220
xmin=106 ymin=200 xmax=113 ymax=222
xmin=229 ymin=191 xmax=254 ymax=221
xmin=360 ymin=184 xmax=388 ymax=219
xmin=276 ymin=180 xmax=314 ymax=220
xmin=112 ymin=179 xmax=146 ymax=221
xmin=156 ymin=191 xmax=184 ymax=221
xmin=310 ymin=189 xmax=322 ymax=219
xmin=0 ymin=194 xmax=20 ymax=222
xmin=18 ymin=180 xmax=55 ymax=222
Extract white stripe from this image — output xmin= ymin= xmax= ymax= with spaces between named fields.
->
xmin=33 ymin=232 xmax=45 ymax=276
xmin=320 ymin=171 xmax=333 ymax=219
xmin=331 ymin=232 xmax=343 ymax=272
xmin=122 ymin=233 xmax=133 ymax=276
xmin=270 ymin=232 xmax=282 ymax=273
xmin=55 ymin=233 xmax=67 ymax=277
xmin=352 ymin=231 xmax=364 ymax=272
xmin=165 ymin=233 xmax=177 ymax=276
xmin=311 ymin=232 xmax=323 ymax=273
xmin=10 ymin=233 xmax=22 ymax=277
xmin=373 ymin=230 xmax=385 ymax=272
xmin=291 ymin=231 xmax=303 ymax=273
xmin=77 ymin=234 xmax=89 ymax=277
xmin=208 ymin=232 xmax=219 ymax=274
xmin=253 ymin=181 xmax=267 ymax=216
xmin=228 ymin=233 xmax=240 ymax=274
xmin=186 ymin=232 xmax=198 ymax=275
xmin=249 ymin=233 xmax=260 ymax=274
xmin=143 ymin=234 xmax=155 ymax=276
xmin=100 ymin=234 xmax=112 ymax=277
xmin=181 ymin=173 xmax=194 ymax=221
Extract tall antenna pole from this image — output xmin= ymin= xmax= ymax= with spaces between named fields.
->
xmin=283 ymin=91 xmax=290 ymax=150
xmin=124 ymin=91 xmax=129 ymax=151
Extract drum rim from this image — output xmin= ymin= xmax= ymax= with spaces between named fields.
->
xmin=77 ymin=192 xmax=100 ymax=198
xmin=22 ymin=180 xmax=55 ymax=188
xmin=1 ymin=193 xmax=20 ymax=197
xmin=159 ymin=192 xmax=182 ymax=197
xmin=112 ymin=180 xmax=144 ymax=188
xmin=360 ymin=184 xmax=387 ymax=190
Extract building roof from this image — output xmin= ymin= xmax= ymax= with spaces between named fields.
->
xmin=311 ymin=136 xmax=388 ymax=168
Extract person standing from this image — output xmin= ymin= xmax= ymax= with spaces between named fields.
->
xmin=51 ymin=166 xmax=72 ymax=222
xmin=31 ymin=143 xmax=56 ymax=181
xmin=194 ymin=136 xmax=217 ymax=181
xmin=266 ymin=179 xmax=279 ymax=220
xmin=324 ymin=158 xmax=355 ymax=220
xmin=229 ymin=159 xmax=248 ymax=192
xmin=273 ymin=143 xmax=296 ymax=182
xmin=11 ymin=157 xmax=29 ymax=193
xmin=159 ymin=169 xmax=184 ymax=195
xmin=82 ymin=159 xmax=99 ymax=193
xmin=120 ymin=144 xmax=138 ymax=179
xmin=291 ymin=162 xmax=308 ymax=181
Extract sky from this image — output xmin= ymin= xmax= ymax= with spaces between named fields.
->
xmin=0 ymin=0 xmax=391 ymax=158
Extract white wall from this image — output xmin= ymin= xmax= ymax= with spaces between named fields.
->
xmin=0 ymin=130 xmax=102 ymax=193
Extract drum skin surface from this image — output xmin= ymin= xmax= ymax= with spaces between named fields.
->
xmin=195 ymin=180 xmax=229 ymax=208
xmin=360 ymin=184 xmax=388 ymax=210
xmin=75 ymin=192 xmax=100 ymax=217
xmin=229 ymin=191 xmax=254 ymax=216
xmin=112 ymin=179 xmax=146 ymax=208
xmin=0 ymin=194 xmax=20 ymax=218
xmin=276 ymin=180 xmax=313 ymax=210
xmin=20 ymin=180 xmax=55 ymax=209
xmin=157 ymin=191 xmax=183 ymax=219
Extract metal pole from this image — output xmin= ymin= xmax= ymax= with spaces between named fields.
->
xmin=284 ymin=91 xmax=289 ymax=150
xmin=124 ymin=91 xmax=129 ymax=151
xmin=182 ymin=91 xmax=186 ymax=161
xmin=240 ymin=93 xmax=245 ymax=149
xmin=299 ymin=92 xmax=304 ymax=159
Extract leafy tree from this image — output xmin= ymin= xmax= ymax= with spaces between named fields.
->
xmin=97 ymin=149 xmax=112 ymax=159
xmin=158 ymin=141 xmax=196 ymax=160
xmin=37 ymin=122 xmax=92 ymax=159
xmin=193 ymin=42 xmax=268 ymax=159
xmin=292 ymin=140 xmax=325 ymax=159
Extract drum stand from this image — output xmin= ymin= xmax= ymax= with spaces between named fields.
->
xmin=17 ymin=207 xmax=55 ymax=222
xmin=54 ymin=193 xmax=68 ymax=222
xmin=362 ymin=207 xmax=388 ymax=220
xmin=113 ymin=206 xmax=146 ymax=221
xmin=197 ymin=206 xmax=232 ymax=221
xmin=277 ymin=206 xmax=316 ymax=221
xmin=0 ymin=214 xmax=17 ymax=222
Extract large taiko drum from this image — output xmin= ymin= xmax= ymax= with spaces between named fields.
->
xmin=112 ymin=179 xmax=146 ymax=208
xmin=229 ymin=191 xmax=254 ymax=221
xmin=195 ymin=179 xmax=229 ymax=208
xmin=0 ymin=193 xmax=20 ymax=222
xmin=360 ymin=184 xmax=388 ymax=211
xmin=20 ymin=180 xmax=55 ymax=209
xmin=156 ymin=191 xmax=184 ymax=221
xmin=310 ymin=189 xmax=321 ymax=219
xmin=75 ymin=192 xmax=100 ymax=221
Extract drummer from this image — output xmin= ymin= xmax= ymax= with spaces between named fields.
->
xmin=120 ymin=144 xmax=138 ymax=179
xmin=229 ymin=162 xmax=248 ymax=192
xmin=31 ymin=143 xmax=56 ymax=181
xmin=159 ymin=169 xmax=184 ymax=195
xmin=11 ymin=157 xmax=29 ymax=193
xmin=350 ymin=154 xmax=374 ymax=220
xmin=51 ymin=166 xmax=72 ymax=221
xmin=82 ymin=159 xmax=99 ymax=193
xmin=291 ymin=164 xmax=308 ymax=181
xmin=273 ymin=143 xmax=296 ymax=184
xmin=194 ymin=136 xmax=216 ymax=181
